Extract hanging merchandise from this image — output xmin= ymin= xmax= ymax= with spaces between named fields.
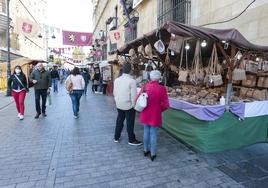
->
xmin=145 ymin=44 xmax=153 ymax=59
xmin=178 ymin=40 xmax=189 ymax=82
xmin=138 ymin=45 xmax=145 ymax=57
xmin=242 ymin=75 xmax=257 ymax=87
xmin=206 ymin=43 xmax=223 ymax=86
xmin=168 ymin=34 xmax=184 ymax=54
xmin=232 ymin=53 xmax=246 ymax=81
xmin=245 ymin=60 xmax=258 ymax=74
xmin=189 ymin=40 xmax=205 ymax=85
xmin=154 ymin=40 xmax=165 ymax=54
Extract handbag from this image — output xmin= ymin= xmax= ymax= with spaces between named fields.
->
xmin=190 ymin=40 xmax=204 ymax=85
xmin=207 ymin=43 xmax=223 ymax=86
xmin=168 ymin=35 xmax=184 ymax=54
xmin=242 ymin=75 xmax=257 ymax=87
xmin=232 ymin=58 xmax=246 ymax=80
xmin=245 ymin=60 xmax=258 ymax=73
xmin=46 ymin=92 xmax=52 ymax=106
xmin=178 ymin=40 xmax=189 ymax=82
xmin=134 ymin=85 xmax=148 ymax=112
xmin=252 ymin=89 xmax=267 ymax=100
xmin=14 ymin=74 xmax=29 ymax=92
xmin=65 ymin=75 xmax=73 ymax=93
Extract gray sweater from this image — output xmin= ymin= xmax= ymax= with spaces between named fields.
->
xmin=30 ymin=69 xmax=52 ymax=90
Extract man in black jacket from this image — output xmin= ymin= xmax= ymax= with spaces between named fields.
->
xmin=50 ymin=66 xmax=60 ymax=92
xmin=30 ymin=63 xmax=52 ymax=119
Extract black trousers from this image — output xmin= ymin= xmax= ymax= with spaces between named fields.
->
xmin=35 ymin=89 xmax=48 ymax=114
xmin=102 ymin=84 xmax=107 ymax=94
xmin=114 ymin=108 xmax=136 ymax=142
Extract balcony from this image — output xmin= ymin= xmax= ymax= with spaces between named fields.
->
xmin=0 ymin=12 xmax=8 ymax=33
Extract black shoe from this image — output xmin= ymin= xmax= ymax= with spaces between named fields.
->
xmin=35 ymin=113 xmax=41 ymax=119
xmin=144 ymin=151 xmax=150 ymax=157
xmin=150 ymin=155 xmax=157 ymax=161
xmin=42 ymin=113 xmax=47 ymax=117
xmin=128 ymin=140 xmax=142 ymax=146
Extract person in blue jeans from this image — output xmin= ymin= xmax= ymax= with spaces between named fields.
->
xmin=50 ymin=66 xmax=60 ymax=92
xmin=65 ymin=67 xmax=85 ymax=118
xmin=81 ymin=69 xmax=90 ymax=95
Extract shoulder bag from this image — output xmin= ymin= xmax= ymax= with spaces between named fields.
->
xmin=178 ymin=40 xmax=189 ymax=82
xmin=134 ymin=85 xmax=148 ymax=112
xmin=14 ymin=74 xmax=29 ymax=92
xmin=65 ymin=75 xmax=73 ymax=93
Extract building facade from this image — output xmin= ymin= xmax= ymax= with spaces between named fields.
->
xmin=191 ymin=0 xmax=268 ymax=46
xmin=0 ymin=0 xmax=48 ymax=63
xmin=92 ymin=0 xmax=268 ymax=62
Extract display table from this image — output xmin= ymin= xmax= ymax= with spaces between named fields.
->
xmin=162 ymin=99 xmax=268 ymax=153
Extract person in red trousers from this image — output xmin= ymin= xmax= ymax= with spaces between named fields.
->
xmin=8 ymin=65 xmax=28 ymax=120
xmin=138 ymin=70 xmax=170 ymax=161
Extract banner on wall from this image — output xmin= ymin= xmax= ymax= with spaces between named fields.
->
xmin=62 ymin=30 xmax=93 ymax=46
xmin=15 ymin=17 xmax=39 ymax=38
xmin=109 ymin=30 xmax=121 ymax=43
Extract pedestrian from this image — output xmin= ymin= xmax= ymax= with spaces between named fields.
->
xmin=7 ymin=65 xmax=28 ymax=120
xmin=30 ymin=63 xmax=52 ymax=119
xmin=138 ymin=70 xmax=169 ymax=161
xmin=65 ymin=67 xmax=85 ymax=119
xmin=113 ymin=63 xmax=142 ymax=146
xmin=81 ymin=69 xmax=90 ymax=95
xmin=50 ymin=66 xmax=60 ymax=92
xmin=92 ymin=69 xmax=100 ymax=93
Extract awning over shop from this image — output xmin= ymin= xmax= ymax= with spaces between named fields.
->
xmin=117 ymin=21 xmax=268 ymax=54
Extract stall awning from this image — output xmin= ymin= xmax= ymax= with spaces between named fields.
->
xmin=117 ymin=21 xmax=268 ymax=54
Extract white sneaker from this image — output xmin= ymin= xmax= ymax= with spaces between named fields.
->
xmin=19 ymin=115 xmax=24 ymax=120
xmin=18 ymin=113 xmax=21 ymax=118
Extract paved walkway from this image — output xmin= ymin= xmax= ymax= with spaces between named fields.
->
xmin=0 ymin=84 xmax=259 ymax=188
xmin=0 ymin=91 xmax=13 ymax=110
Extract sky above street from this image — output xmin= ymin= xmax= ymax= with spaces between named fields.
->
xmin=46 ymin=0 xmax=93 ymax=32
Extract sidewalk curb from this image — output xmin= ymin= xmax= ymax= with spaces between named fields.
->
xmin=0 ymin=101 xmax=14 ymax=111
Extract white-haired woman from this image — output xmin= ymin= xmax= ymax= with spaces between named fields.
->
xmin=138 ymin=70 xmax=170 ymax=161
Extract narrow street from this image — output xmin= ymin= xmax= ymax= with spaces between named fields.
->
xmin=0 ymin=85 xmax=243 ymax=188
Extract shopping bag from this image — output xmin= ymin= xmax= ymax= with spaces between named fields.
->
xmin=135 ymin=92 xmax=148 ymax=112
xmin=46 ymin=92 xmax=52 ymax=106
xmin=65 ymin=76 xmax=73 ymax=93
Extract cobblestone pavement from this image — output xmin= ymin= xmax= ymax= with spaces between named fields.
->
xmin=0 ymin=84 xmax=262 ymax=188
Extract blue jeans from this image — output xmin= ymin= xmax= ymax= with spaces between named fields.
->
xmin=52 ymin=78 xmax=58 ymax=92
xmin=143 ymin=125 xmax=158 ymax=155
xmin=84 ymin=82 xmax=88 ymax=94
xmin=70 ymin=90 xmax=83 ymax=116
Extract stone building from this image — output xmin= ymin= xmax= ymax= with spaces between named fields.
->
xmin=0 ymin=0 xmax=48 ymax=62
xmin=92 ymin=0 xmax=268 ymax=63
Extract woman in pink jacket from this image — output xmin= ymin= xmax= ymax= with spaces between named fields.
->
xmin=139 ymin=70 xmax=169 ymax=161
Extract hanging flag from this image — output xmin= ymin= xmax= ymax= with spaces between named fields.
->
xmin=109 ymin=30 xmax=121 ymax=43
xmin=62 ymin=30 xmax=93 ymax=46
xmin=120 ymin=0 xmax=133 ymax=28
xmin=15 ymin=17 xmax=39 ymax=38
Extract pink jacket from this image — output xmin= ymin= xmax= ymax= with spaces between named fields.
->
xmin=139 ymin=81 xmax=170 ymax=127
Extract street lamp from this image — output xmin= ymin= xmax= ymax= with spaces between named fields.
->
xmin=38 ymin=32 xmax=56 ymax=61
xmin=6 ymin=0 xmax=11 ymax=96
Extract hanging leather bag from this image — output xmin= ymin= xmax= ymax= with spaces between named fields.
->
xmin=190 ymin=40 xmax=204 ymax=85
xmin=168 ymin=35 xmax=184 ymax=54
xmin=207 ymin=43 xmax=223 ymax=86
xmin=232 ymin=54 xmax=246 ymax=81
xmin=178 ymin=40 xmax=189 ymax=82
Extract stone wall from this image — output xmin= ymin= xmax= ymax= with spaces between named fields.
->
xmin=191 ymin=0 xmax=268 ymax=46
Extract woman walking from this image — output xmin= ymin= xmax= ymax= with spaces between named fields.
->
xmin=8 ymin=65 xmax=28 ymax=120
xmin=65 ymin=67 xmax=85 ymax=119
xmin=139 ymin=70 xmax=169 ymax=161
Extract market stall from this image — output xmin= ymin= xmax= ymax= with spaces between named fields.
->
xmin=0 ymin=58 xmax=44 ymax=90
xmin=116 ymin=21 xmax=268 ymax=153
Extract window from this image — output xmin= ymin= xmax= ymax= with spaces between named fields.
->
xmin=157 ymin=0 xmax=191 ymax=27
xmin=0 ymin=0 xmax=6 ymax=13
xmin=124 ymin=17 xmax=138 ymax=43
xmin=109 ymin=43 xmax=117 ymax=52
xmin=102 ymin=44 xmax=107 ymax=60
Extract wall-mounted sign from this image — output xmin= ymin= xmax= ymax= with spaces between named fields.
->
xmin=133 ymin=0 xmax=144 ymax=9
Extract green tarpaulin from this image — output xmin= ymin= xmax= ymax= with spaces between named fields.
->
xmin=162 ymin=109 xmax=268 ymax=153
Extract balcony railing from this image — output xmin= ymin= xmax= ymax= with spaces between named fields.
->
xmin=157 ymin=0 xmax=191 ymax=27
